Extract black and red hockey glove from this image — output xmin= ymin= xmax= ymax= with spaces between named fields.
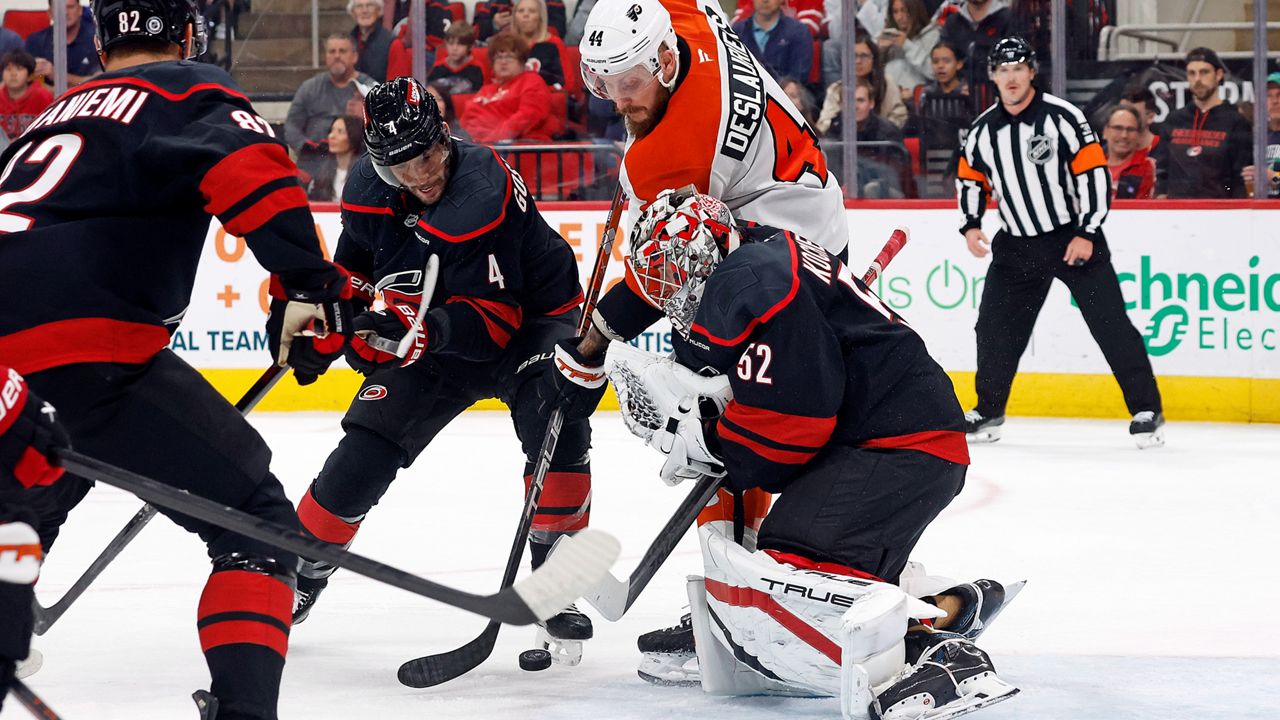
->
xmin=344 ymin=300 xmax=429 ymax=376
xmin=266 ymin=267 xmax=356 ymax=386
xmin=0 ymin=367 xmax=69 ymax=490
xmin=537 ymin=338 xmax=607 ymax=420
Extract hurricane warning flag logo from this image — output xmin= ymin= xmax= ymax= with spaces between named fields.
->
xmin=1142 ymin=305 xmax=1189 ymax=356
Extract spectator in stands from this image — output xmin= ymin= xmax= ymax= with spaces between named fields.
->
xmin=0 ymin=28 xmax=23 ymax=59
xmin=383 ymin=1 xmax=453 ymax=80
xmin=731 ymin=0 xmax=828 ymax=39
xmin=1240 ymin=72 xmax=1280 ymax=199
xmin=1155 ymin=47 xmax=1251 ymax=199
xmin=429 ymin=21 xmax=486 ymax=96
xmin=880 ymin=0 xmax=940 ymax=96
xmin=915 ymin=40 xmax=970 ymax=154
xmin=821 ymin=34 xmax=907 ymax=132
xmin=286 ymin=34 xmax=375 ymax=154
xmin=565 ymin=0 xmax=596 ymax=46
xmin=305 ymin=115 xmax=366 ymax=202
xmin=845 ymin=77 xmax=910 ymax=197
xmin=1104 ymin=104 xmax=1154 ymax=200
xmin=781 ymin=76 xmax=819 ymax=127
xmin=426 ymin=81 xmax=470 ymax=140
xmin=1123 ymin=86 xmax=1161 ymax=155
xmin=460 ymin=33 xmax=553 ymax=143
xmin=478 ymin=0 xmax=564 ymax=42
xmin=732 ymin=0 xmax=814 ymax=85
xmin=26 ymin=0 xmax=100 ymax=87
xmin=349 ymin=0 xmax=392 ymax=82
xmin=511 ymin=0 xmax=566 ymax=88
xmin=201 ymin=0 xmax=241 ymax=41
xmin=938 ymin=0 xmax=1011 ymax=95
xmin=0 ymin=50 xmax=53 ymax=141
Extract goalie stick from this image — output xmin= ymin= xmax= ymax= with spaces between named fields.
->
xmin=582 ymin=226 xmax=912 ymax=621
xmin=396 ymin=184 xmax=628 ymax=688
xmin=50 ymin=448 xmax=619 ymax=624
xmin=31 ymin=257 xmax=440 ymax=635
xmin=32 ymin=362 xmax=288 ymax=635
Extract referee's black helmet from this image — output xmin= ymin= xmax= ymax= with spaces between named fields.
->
xmin=988 ymin=36 xmax=1037 ymax=74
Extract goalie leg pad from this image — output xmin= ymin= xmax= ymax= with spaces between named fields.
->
xmin=696 ymin=486 xmax=770 ymax=552
xmin=692 ymin=525 xmax=941 ymax=699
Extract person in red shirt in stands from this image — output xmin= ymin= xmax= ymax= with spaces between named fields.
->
xmin=0 ymin=51 xmax=53 ymax=141
xmin=1103 ymin=104 xmax=1155 ymax=199
xmin=459 ymin=33 xmax=552 ymax=143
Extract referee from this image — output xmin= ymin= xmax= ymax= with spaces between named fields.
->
xmin=956 ymin=37 xmax=1165 ymax=449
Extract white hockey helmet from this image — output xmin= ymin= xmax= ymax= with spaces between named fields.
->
xmin=579 ymin=0 xmax=679 ymax=101
xmin=628 ymin=188 xmax=740 ymax=338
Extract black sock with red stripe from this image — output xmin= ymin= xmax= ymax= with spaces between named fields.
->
xmin=198 ymin=554 xmax=294 ymax=720
xmin=523 ymin=463 xmax=591 ymax=570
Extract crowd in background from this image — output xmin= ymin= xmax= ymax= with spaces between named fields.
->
xmin=2 ymin=0 xmax=1279 ymax=201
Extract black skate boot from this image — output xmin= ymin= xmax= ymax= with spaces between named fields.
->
xmin=1129 ymin=411 xmax=1165 ymax=449
xmin=291 ymin=573 xmax=329 ymax=625
xmin=192 ymin=689 xmax=218 ymax=719
xmin=872 ymin=631 xmax=1018 ymax=719
xmin=536 ymin=603 xmax=592 ymax=666
xmin=636 ymin=613 xmax=699 ymax=687
xmin=929 ymin=579 xmax=1025 ymax=641
xmin=961 ymin=410 xmax=1004 ymax=443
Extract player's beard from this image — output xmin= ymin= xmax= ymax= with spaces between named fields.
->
xmin=620 ymin=85 xmax=672 ymax=139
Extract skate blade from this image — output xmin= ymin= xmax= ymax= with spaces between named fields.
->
xmin=965 ymin=427 xmax=1001 ymax=444
xmin=15 ymin=648 xmax=42 ymax=679
xmin=536 ymin=627 xmax=584 ymax=667
xmin=1133 ymin=427 xmax=1165 ymax=449
xmin=637 ymin=652 xmax=701 ymax=687
xmin=886 ymin=676 xmax=1019 ymax=720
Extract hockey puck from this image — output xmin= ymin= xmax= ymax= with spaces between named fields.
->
xmin=518 ymin=648 xmax=553 ymax=672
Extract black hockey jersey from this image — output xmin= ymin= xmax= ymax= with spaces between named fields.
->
xmin=336 ymin=141 xmax=583 ymax=364
xmin=0 ymin=61 xmax=341 ymax=375
xmin=675 ymin=228 xmax=968 ymax=493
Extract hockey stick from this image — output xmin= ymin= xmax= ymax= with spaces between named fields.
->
xmin=581 ymin=226 xmax=912 ymax=621
xmin=31 ymin=363 xmax=289 ymax=635
xmin=397 ymin=184 xmax=628 ymax=688
xmin=9 ymin=678 xmax=61 ymax=720
xmin=49 ymin=448 xmax=619 ymax=624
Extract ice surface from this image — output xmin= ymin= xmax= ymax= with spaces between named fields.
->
xmin=20 ymin=413 xmax=1280 ymax=719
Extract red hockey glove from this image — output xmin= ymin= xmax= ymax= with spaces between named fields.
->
xmin=344 ymin=300 xmax=428 ymax=376
xmin=0 ymin=368 xmax=70 ymax=490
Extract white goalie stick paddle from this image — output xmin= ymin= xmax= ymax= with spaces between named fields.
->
xmin=582 ymin=226 xmax=912 ymax=621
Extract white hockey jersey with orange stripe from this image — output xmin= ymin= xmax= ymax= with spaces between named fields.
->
xmin=618 ymin=0 xmax=849 ymax=255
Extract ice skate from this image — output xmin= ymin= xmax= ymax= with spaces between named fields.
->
xmin=536 ymin=602 xmax=592 ymax=666
xmin=14 ymin=648 xmax=42 ymax=680
xmin=1129 ymin=411 xmax=1165 ymax=449
xmin=291 ymin=573 xmax=329 ymax=625
xmin=192 ymin=689 xmax=218 ymax=719
xmin=872 ymin=631 xmax=1019 ymax=719
xmin=961 ymin=411 xmax=1004 ymax=443
xmin=636 ymin=612 xmax=699 ymax=687
xmin=933 ymin=579 xmax=1025 ymax=640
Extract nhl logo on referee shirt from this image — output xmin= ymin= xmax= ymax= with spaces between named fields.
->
xmin=1026 ymin=135 xmax=1055 ymax=165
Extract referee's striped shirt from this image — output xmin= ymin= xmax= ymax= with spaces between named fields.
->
xmin=957 ymin=90 xmax=1110 ymax=241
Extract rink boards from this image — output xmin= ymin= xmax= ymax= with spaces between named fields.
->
xmin=179 ymin=201 xmax=1280 ymax=422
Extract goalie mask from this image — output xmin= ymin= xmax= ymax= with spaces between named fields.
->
xmin=628 ymin=189 xmax=740 ymax=339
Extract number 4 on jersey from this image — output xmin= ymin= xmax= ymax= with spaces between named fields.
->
xmin=766 ymin=99 xmax=827 ymax=185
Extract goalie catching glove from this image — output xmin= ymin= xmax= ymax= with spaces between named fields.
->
xmin=266 ymin=269 xmax=355 ymax=385
xmin=605 ymin=342 xmax=732 ymax=485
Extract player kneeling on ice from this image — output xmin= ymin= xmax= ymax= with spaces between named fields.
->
xmin=604 ymin=190 xmax=1020 ymax=719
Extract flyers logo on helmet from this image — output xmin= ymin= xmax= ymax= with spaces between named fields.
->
xmin=626 ymin=4 xmax=642 ymax=21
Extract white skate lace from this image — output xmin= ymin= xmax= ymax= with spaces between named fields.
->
xmin=963 ymin=410 xmax=984 ymax=423
xmin=1132 ymin=411 xmax=1155 ymax=423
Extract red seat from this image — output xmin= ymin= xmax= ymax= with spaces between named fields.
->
xmin=809 ymin=40 xmax=821 ymax=85
xmin=448 ymin=2 xmax=466 ymax=22
xmin=506 ymin=144 xmax=596 ymax=200
xmin=3 ymin=10 xmax=48 ymax=40
xmin=903 ymin=137 xmax=922 ymax=179
xmin=451 ymin=92 xmax=474 ymax=122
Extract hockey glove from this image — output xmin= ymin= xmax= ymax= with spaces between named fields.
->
xmin=648 ymin=403 xmax=725 ymax=486
xmin=345 ymin=304 xmax=428 ymax=376
xmin=266 ymin=270 xmax=355 ymax=385
xmin=538 ymin=339 xmax=607 ymax=419
xmin=0 ymin=368 xmax=69 ymax=490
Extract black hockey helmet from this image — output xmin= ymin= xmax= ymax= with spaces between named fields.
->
xmin=92 ymin=0 xmax=207 ymax=59
xmin=364 ymin=77 xmax=450 ymax=187
xmin=988 ymin=36 xmax=1037 ymax=74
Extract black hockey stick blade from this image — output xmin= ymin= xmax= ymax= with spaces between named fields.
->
xmin=51 ymin=448 xmax=619 ymax=625
xmin=31 ymin=364 xmax=288 ymax=635
xmin=582 ymin=473 xmax=723 ymax=621
xmin=397 ymin=185 xmax=629 ymax=688
xmin=9 ymin=678 xmax=62 ymax=720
